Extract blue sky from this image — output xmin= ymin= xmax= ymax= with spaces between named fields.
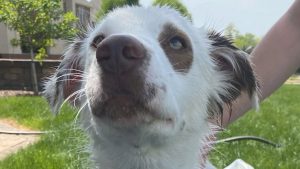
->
xmin=140 ymin=0 xmax=294 ymax=36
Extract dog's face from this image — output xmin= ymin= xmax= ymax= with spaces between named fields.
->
xmin=44 ymin=6 xmax=258 ymax=146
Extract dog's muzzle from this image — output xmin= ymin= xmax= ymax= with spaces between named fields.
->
xmin=91 ymin=35 xmax=155 ymax=121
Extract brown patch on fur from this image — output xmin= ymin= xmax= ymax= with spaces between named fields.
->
xmin=158 ymin=23 xmax=193 ymax=73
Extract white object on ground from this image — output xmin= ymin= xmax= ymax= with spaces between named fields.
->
xmin=224 ymin=159 xmax=254 ymax=169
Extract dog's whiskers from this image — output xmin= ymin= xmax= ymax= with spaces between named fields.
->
xmin=56 ymin=73 xmax=85 ymax=80
xmin=56 ymin=79 xmax=86 ymax=83
xmin=72 ymin=90 xmax=87 ymax=107
xmin=59 ymin=68 xmax=86 ymax=73
xmin=59 ymin=88 xmax=85 ymax=112
xmin=74 ymin=100 xmax=89 ymax=123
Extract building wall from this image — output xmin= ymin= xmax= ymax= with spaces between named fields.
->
xmin=0 ymin=23 xmax=22 ymax=54
xmin=48 ymin=40 xmax=68 ymax=55
xmin=0 ymin=58 xmax=60 ymax=90
xmin=73 ymin=0 xmax=101 ymax=22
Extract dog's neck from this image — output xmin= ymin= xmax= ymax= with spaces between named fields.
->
xmin=93 ymin=133 xmax=200 ymax=169
xmin=90 ymin=130 xmax=204 ymax=169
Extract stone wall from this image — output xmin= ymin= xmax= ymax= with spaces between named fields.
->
xmin=0 ymin=55 xmax=60 ymax=91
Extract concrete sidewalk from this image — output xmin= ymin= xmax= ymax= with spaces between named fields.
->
xmin=0 ymin=119 xmax=40 ymax=160
xmin=285 ymin=75 xmax=300 ymax=84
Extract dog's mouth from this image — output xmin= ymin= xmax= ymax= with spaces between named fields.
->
xmin=91 ymin=94 xmax=173 ymax=127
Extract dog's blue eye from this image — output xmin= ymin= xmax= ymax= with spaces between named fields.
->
xmin=169 ymin=36 xmax=185 ymax=50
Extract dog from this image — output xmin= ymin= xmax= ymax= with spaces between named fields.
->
xmin=44 ymin=6 xmax=259 ymax=169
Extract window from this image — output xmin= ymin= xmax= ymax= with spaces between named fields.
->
xmin=62 ymin=0 xmax=67 ymax=13
xmin=75 ymin=4 xmax=90 ymax=26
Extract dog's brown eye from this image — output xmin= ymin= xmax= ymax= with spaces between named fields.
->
xmin=91 ymin=34 xmax=105 ymax=48
xmin=169 ymin=36 xmax=185 ymax=50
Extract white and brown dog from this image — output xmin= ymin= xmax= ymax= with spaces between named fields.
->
xmin=44 ymin=6 xmax=259 ymax=169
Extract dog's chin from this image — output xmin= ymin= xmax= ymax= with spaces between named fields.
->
xmin=91 ymin=95 xmax=174 ymax=129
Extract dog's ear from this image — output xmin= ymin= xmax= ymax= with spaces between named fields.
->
xmin=207 ymin=31 xmax=260 ymax=122
xmin=43 ymin=39 xmax=85 ymax=114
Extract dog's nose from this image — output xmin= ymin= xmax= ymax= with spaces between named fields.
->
xmin=96 ymin=35 xmax=146 ymax=74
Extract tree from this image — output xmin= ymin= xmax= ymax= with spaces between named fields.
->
xmin=0 ymin=0 xmax=78 ymax=95
xmin=153 ymin=0 xmax=192 ymax=20
xmin=235 ymin=33 xmax=260 ymax=53
xmin=224 ymin=24 xmax=260 ymax=54
xmin=96 ymin=0 xmax=140 ymax=20
xmin=223 ymin=23 xmax=239 ymax=39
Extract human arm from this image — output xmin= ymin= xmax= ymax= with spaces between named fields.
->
xmin=222 ymin=0 xmax=300 ymax=126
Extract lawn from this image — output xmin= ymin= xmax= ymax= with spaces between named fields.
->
xmin=0 ymin=84 xmax=299 ymax=169
xmin=0 ymin=97 xmax=91 ymax=169
xmin=210 ymin=85 xmax=300 ymax=168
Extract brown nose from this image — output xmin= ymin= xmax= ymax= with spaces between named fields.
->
xmin=96 ymin=35 xmax=146 ymax=74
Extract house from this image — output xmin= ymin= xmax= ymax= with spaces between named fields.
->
xmin=0 ymin=0 xmax=101 ymax=55
xmin=0 ymin=0 xmax=101 ymax=91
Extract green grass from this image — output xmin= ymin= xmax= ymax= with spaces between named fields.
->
xmin=0 ymin=97 xmax=91 ymax=169
xmin=0 ymin=84 xmax=299 ymax=169
xmin=210 ymin=85 xmax=300 ymax=168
